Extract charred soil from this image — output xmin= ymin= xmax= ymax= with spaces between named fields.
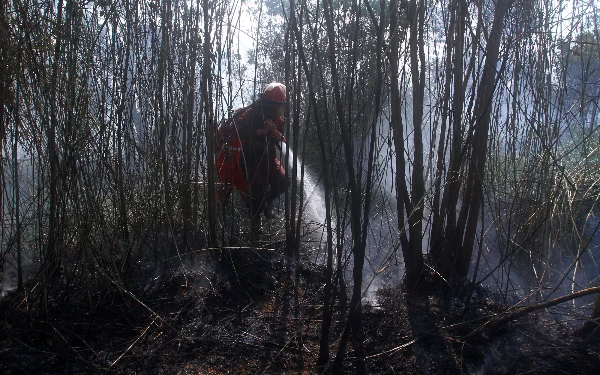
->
xmin=1 ymin=244 xmax=600 ymax=374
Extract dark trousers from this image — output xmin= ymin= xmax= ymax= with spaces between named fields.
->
xmin=241 ymin=142 xmax=290 ymax=216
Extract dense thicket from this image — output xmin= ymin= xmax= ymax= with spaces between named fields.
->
xmin=1 ymin=0 xmax=599 ymax=371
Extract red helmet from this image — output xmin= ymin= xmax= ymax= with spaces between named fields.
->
xmin=263 ymin=82 xmax=286 ymax=103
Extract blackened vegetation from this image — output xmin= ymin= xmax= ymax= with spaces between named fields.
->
xmin=1 ymin=252 xmax=600 ymax=374
xmin=373 ymin=281 xmax=600 ymax=375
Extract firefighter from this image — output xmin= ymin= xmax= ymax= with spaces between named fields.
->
xmin=218 ymin=82 xmax=290 ymax=231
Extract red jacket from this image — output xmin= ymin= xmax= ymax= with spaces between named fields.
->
xmin=215 ymin=106 xmax=285 ymax=197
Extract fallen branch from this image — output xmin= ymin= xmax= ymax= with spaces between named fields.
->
xmin=493 ymin=286 xmax=600 ymax=327
xmin=451 ymin=286 xmax=600 ymax=339
xmin=199 ymin=247 xmax=276 ymax=251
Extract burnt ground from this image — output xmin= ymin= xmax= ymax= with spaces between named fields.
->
xmin=1 ymin=240 xmax=600 ymax=374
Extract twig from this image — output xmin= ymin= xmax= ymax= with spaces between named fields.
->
xmin=190 ymin=246 xmax=276 ymax=252
xmin=52 ymin=325 xmax=99 ymax=358
xmin=356 ymin=338 xmax=418 ymax=360
xmin=94 ymin=263 xmax=193 ymax=343
xmin=51 ymin=326 xmax=100 ymax=369
xmin=110 ymin=317 xmax=156 ymax=368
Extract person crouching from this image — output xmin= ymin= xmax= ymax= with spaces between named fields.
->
xmin=234 ymin=82 xmax=290 ymax=232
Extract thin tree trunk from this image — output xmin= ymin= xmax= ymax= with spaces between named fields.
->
xmin=430 ymin=0 xmax=456 ymax=261
xmin=182 ymin=3 xmax=199 ymax=250
xmin=439 ymin=0 xmax=469 ymax=280
xmin=14 ymin=80 xmax=22 ymax=290
xmin=408 ymin=0 xmax=426 ymax=271
xmin=0 ymin=0 xmax=8 ymax=247
xmin=117 ymin=0 xmax=132 ymax=272
xmin=45 ymin=0 xmax=64 ymax=284
xmin=456 ymin=0 xmax=513 ymax=279
xmin=327 ymin=0 xmax=375 ymax=370
xmin=324 ymin=0 xmax=363 ymax=366
xmin=389 ymin=0 xmax=412 ymax=275
xmin=157 ymin=0 xmax=172 ymax=247
xmin=288 ymin=0 xmax=334 ymax=366
xmin=202 ymin=0 xmax=216 ymax=246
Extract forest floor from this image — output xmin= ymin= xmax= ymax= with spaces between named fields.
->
xmin=2 ymin=237 xmax=600 ymax=374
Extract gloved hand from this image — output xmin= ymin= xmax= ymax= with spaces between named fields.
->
xmin=274 ymin=116 xmax=284 ymax=133
xmin=270 ymin=129 xmax=286 ymax=143
xmin=265 ymin=119 xmax=286 ymax=142
xmin=264 ymin=119 xmax=276 ymax=132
